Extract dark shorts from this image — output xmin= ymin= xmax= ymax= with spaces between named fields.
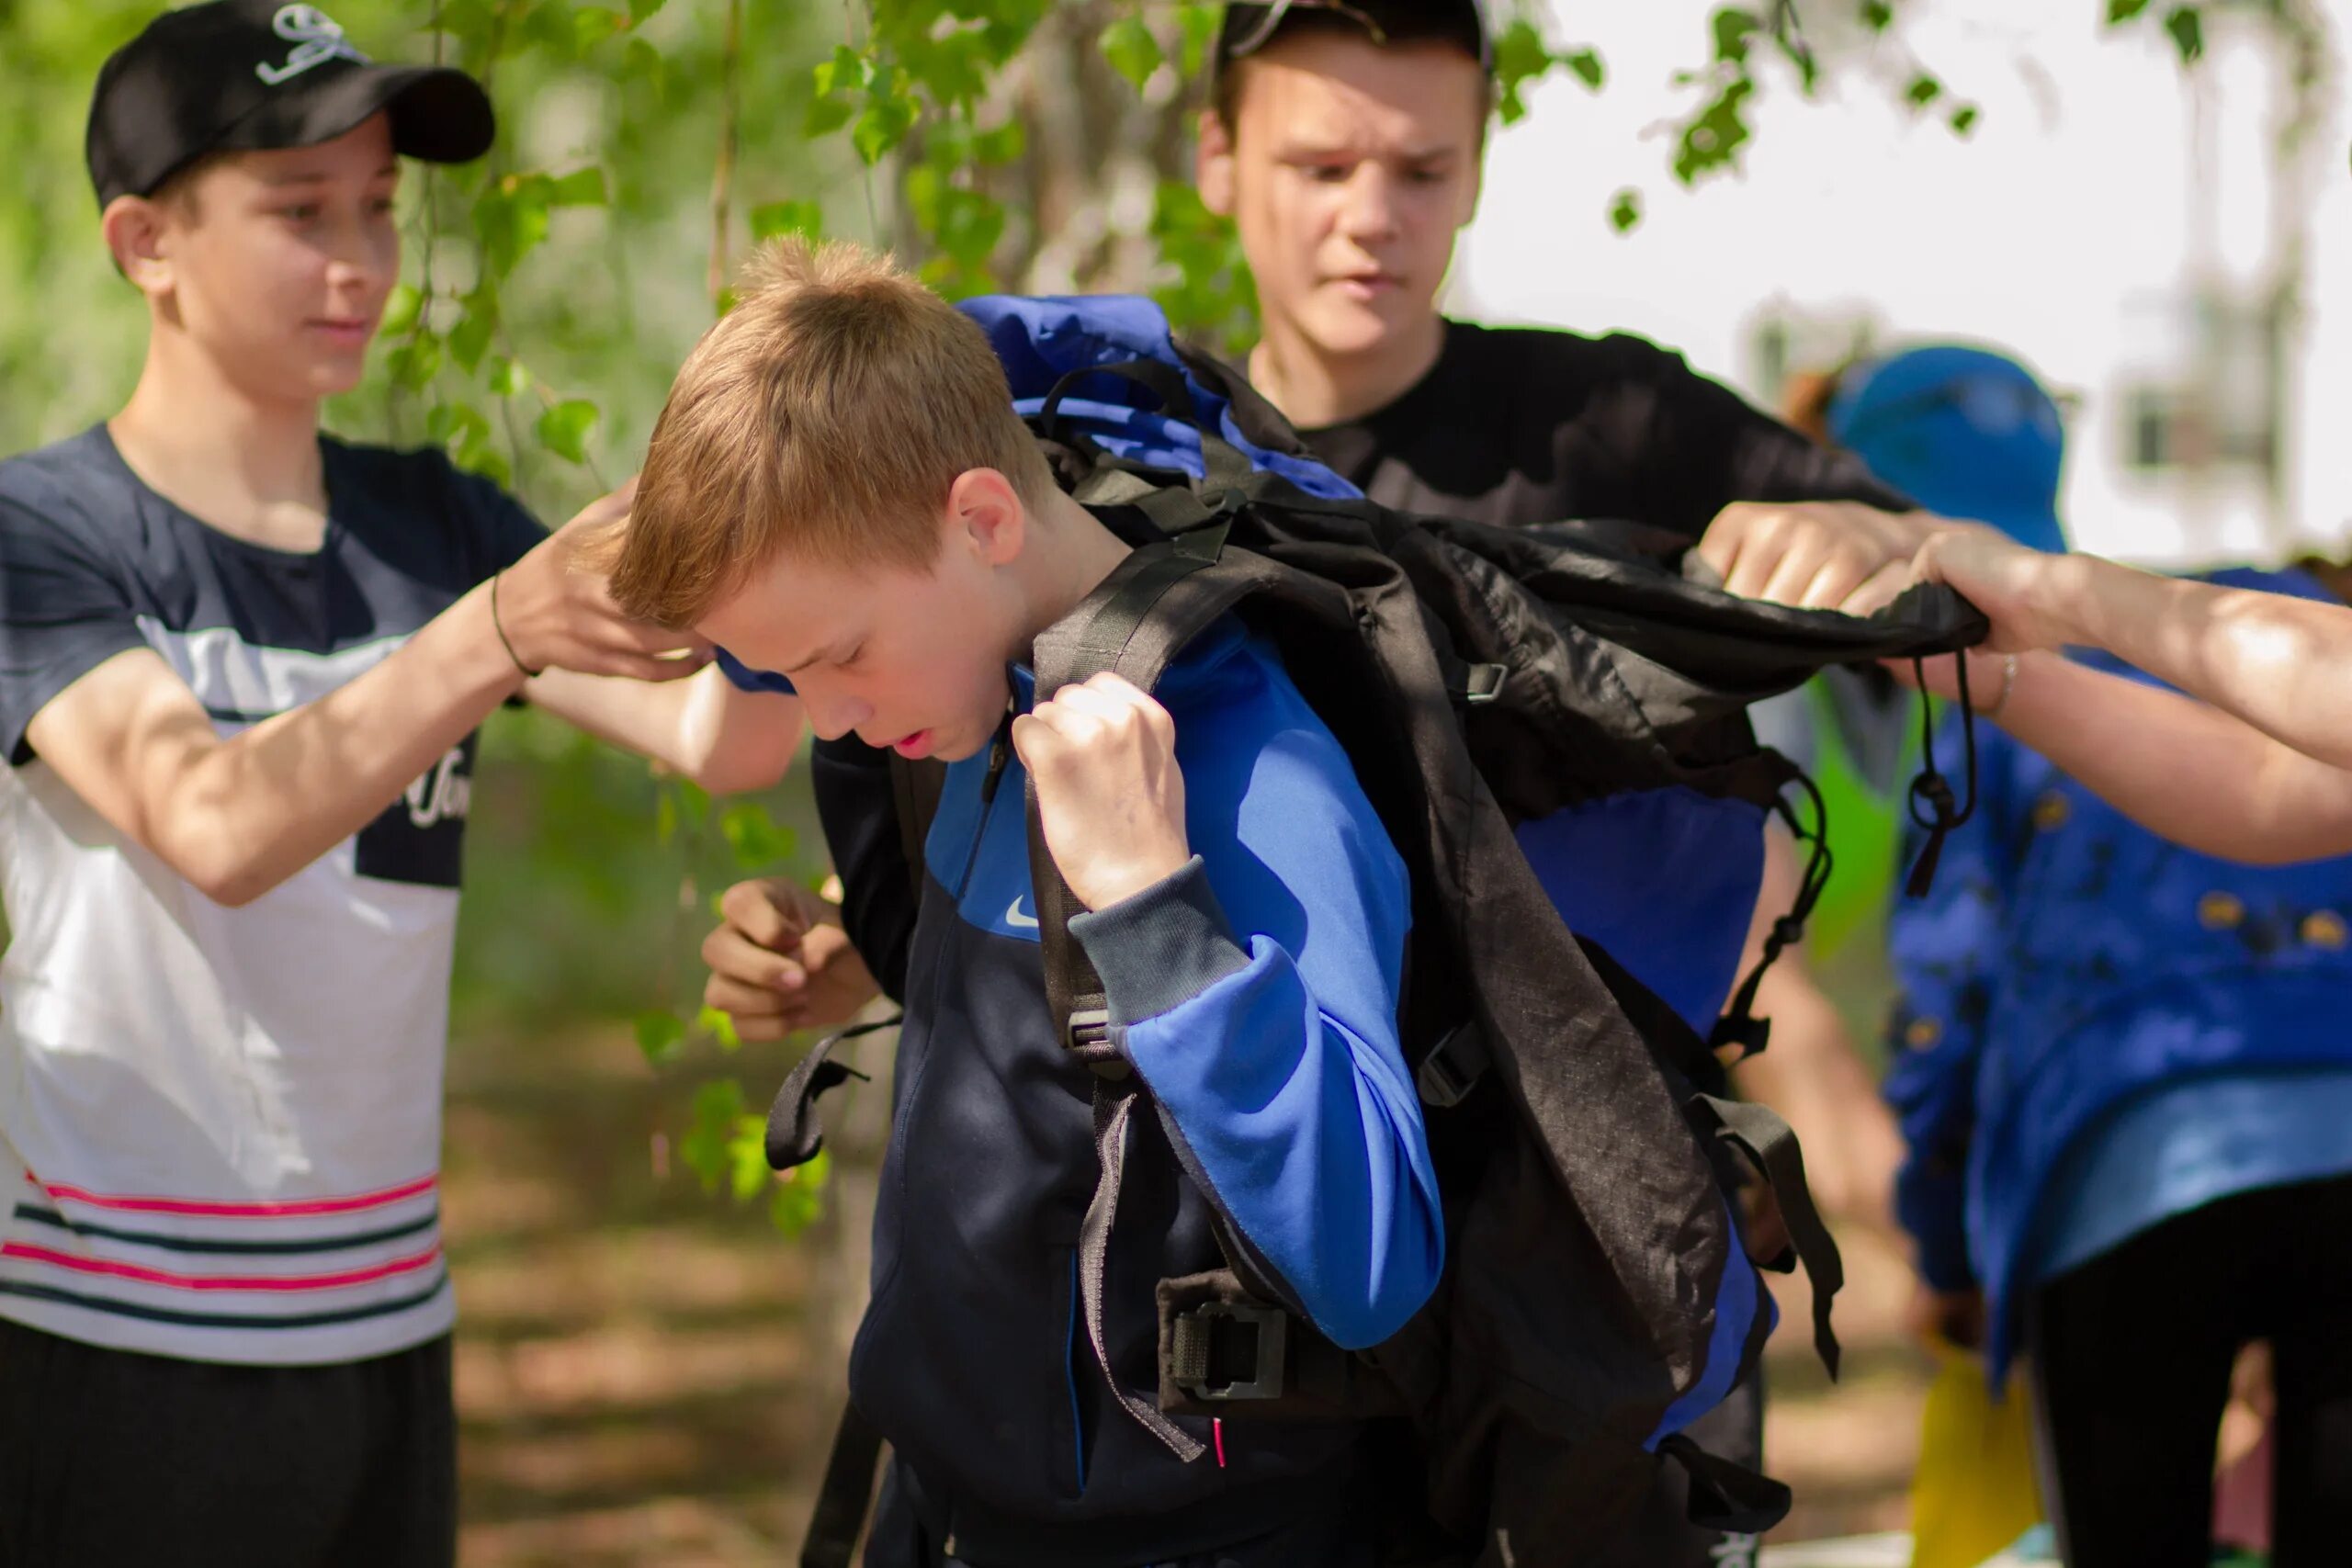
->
xmin=0 ymin=1317 xmax=456 ymax=1568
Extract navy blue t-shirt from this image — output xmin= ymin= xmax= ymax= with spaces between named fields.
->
xmin=0 ymin=425 xmax=546 ymax=883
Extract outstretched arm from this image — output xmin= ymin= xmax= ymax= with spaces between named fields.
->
xmin=1907 ymin=531 xmax=2352 ymax=863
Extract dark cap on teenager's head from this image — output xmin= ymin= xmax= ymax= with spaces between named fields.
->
xmin=87 ymin=0 xmax=495 ymax=209
xmin=1216 ymin=0 xmax=1492 ymax=74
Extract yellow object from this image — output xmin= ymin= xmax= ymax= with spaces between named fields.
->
xmin=1908 ymin=1341 xmax=2045 ymax=1568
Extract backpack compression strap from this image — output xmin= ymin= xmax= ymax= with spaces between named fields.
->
xmin=1025 ymin=534 xmax=1288 ymax=1462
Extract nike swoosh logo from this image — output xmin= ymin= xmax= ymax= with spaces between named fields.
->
xmin=1004 ymin=897 xmax=1039 ymax=930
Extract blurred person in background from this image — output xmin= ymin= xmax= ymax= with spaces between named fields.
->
xmin=1868 ymin=344 xmax=2352 ymax=1568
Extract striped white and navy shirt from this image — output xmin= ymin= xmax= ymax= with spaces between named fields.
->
xmin=0 ymin=425 xmax=542 ymax=1365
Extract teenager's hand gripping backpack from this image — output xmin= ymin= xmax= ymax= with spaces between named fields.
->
xmin=775 ymin=296 xmax=1989 ymax=1568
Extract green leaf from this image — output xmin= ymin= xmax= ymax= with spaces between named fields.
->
xmin=811 ymin=43 xmax=871 ymax=99
xmin=1100 ymin=17 xmax=1163 ymax=94
xmin=1950 ymin=103 xmax=1981 ymax=136
xmin=621 ymin=36 xmax=667 ymax=96
xmin=1491 ymin=19 xmax=1554 ymax=125
xmin=851 ymin=75 xmax=918 ymax=165
xmin=379 ymin=283 xmax=424 ymax=338
xmin=680 ymin=1077 xmax=748 ymax=1191
xmin=571 ymin=6 xmax=628 ymax=53
xmin=750 ymin=199 xmax=824 ymax=243
xmin=2107 ymin=0 xmax=2151 ymax=20
xmin=804 ymin=95 xmax=854 ymax=139
xmin=549 ymin=166 xmax=608 ymax=207
xmin=454 ymin=433 xmax=510 ymax=489
xmin=634 ymin=1010 xmax=685 ymax=1065
xmin=1860 ymin=0 xmax=1894 ymax=28
xmin=489 ymin=357 xmax=533 ymax=399
xmin=696 ymin=1004 xmax=743 ymax=1054
xmin=475 ymin=176 xmax=553 ymax=276
xmin=423 ymin=401 xmax=492 ymax=451
xmin=1564 ymin=49 xmax=1605 ymax=92
xmin=1905 ymin=73 xmax=1943 ymax=108
xmin=520 ymin=0 xmax=578 ymax=57
xmin=1176 ymin=4 xmax=1221 ymax=78
xmin=2164 ymin=6 xmax=2204 ymax=63
xmin=1711 ymin=6 xmax=1761 ymax=65
xmin=728 ymin=1115 xmax=770 ymax=1201
xmin=973 ymin=119 xmax=1026 ymax=166
xmin=768 ymin=1148 xmax=831 ymax=1236
xmin=1609 ymin=187 xmax=1644 ymax=233
xmin=655 ymin=788 xmax=678 ymax=844
xmin=424 ymin=401 xmax=491 ymax=451
xmin=385 ymin=335 xmax=443 ymax=390
xmin=626 ymin=0 xmax=664 ymax=21
xmin=1672 ymin=78 xmax=1755 ymax=186
xmin=718 ymin=800 xmax=797 ymax=868
xmin=447 ymin=308 xmax=495 ymax=374
xmin=536 ymin=399 xmax=599 ymax=464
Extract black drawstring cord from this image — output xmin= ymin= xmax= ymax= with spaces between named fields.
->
xmin=1712 ymin=770 xmax=1835 ymax=1059
xmin=1904 ymin=652 xmax=1981 ymax=898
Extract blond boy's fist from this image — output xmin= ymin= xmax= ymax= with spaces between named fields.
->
xmin=1014 ymin=672 xmax=1191 ymax=912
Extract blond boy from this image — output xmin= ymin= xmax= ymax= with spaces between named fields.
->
xmin=623 ymin=237 xmax=1441 ymax=1568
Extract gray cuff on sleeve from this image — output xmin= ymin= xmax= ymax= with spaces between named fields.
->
xmin=1068 ymin=856 xmax=1251 ymax=1026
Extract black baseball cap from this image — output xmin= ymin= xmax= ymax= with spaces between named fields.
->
xmin=86 ymin=0 xmax=495 ymax=209
xmin=1216 ymin=1 xmax=1492 ymax=73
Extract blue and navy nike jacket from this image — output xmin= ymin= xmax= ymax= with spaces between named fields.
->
xmin=1883 ymin=565 xmax=2352 ymax=1382
xmin=760 ymin=614 xmax=1442 ymax=1555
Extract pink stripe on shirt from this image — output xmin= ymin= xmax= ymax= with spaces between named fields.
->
xmin=26 ymin=1171 xmax=437 ymax=1218
xmin=0 ymin=1241 xmax=444 ymax=1293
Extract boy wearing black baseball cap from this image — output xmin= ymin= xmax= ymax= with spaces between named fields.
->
xmin=0 ymin=6 xmax=816 ymax=1562
xmin=1195 ymin=6 xmax=1940 ymax=1564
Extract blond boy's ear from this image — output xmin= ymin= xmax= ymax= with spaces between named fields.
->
xmin=100 ymin=196 xmax=174 ymax=297
xmin=1195 ymin=108 xmax=1238 ymax=219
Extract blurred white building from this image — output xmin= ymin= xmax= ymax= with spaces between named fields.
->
xmin=1454 ymin=0 xmax=2345 ymax=567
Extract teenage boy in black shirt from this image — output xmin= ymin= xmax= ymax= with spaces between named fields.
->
xmin=1193 ymin=5 xmax=1945 ymax=1562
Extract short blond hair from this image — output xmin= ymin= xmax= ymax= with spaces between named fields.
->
xmin=609 ymin=236 xmax=1057 ymax=628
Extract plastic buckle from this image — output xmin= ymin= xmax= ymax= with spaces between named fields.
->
xmin=1172 ymin=1301 xmax=1289 ymax=1402
xmin=1414 ymin=1023 xmax=1490 ymax=1109
xmin=1066 ymin=1009 xmax=1132 ymax=1080
xmin=1460 ymin=663 xmax=1508 ymax=705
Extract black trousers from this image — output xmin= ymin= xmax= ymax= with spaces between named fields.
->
xmin=2027 ymin=1174 xmax=2352 ymax=1568
xmin=0 ymin=1318 xmax=457 ymax=1568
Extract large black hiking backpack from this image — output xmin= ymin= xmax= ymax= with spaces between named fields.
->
xmin=772 ymin=309 xmax=1988 ymax=1568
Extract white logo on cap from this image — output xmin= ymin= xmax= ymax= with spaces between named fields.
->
xmin=254 ymin=5 xmax=369 ymax=85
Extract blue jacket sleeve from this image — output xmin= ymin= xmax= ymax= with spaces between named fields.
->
xmin=1067 ymin=730 xmax=1440 ymax=1351
xmin=1882 ymin=711 xmax=2024 ymax=1292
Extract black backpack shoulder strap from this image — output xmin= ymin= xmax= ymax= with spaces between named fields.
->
xmin=1023 ymin=535 xmax=1288 ymax=1463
